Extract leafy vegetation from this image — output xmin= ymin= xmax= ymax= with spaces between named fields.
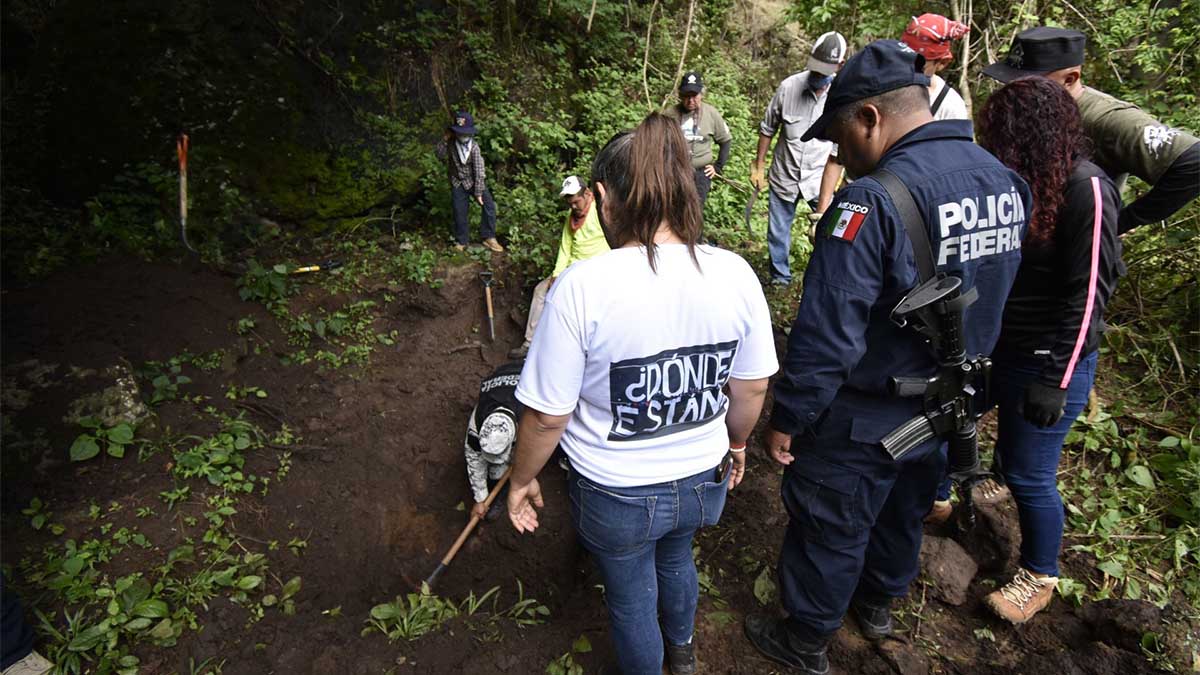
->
xmin=545 ymin=635 xmax=592 ymax=675
xmin=1058 ymin=406 xmax=1200 ymax=606
xmin=237 ymin=261 xmax=294 ymax=309
xmin=364 ymin=581 xmax=550 ymax=643
xmin=68 ymin=418 xmax=136 ymax=462
xmin=15 ymin=394 xmax=300 ymax=673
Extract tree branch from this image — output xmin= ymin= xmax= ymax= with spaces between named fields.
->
xmin=642 ymin=0 xmax=659 ymax=110
xmin=660 ymin=0 xmax=697 ymax=110
xmin=959 ymin=0 xmax=973 ymax=117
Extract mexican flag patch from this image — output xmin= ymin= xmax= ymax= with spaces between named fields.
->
xmin=825 ymin=201 xmax=870 ymax=242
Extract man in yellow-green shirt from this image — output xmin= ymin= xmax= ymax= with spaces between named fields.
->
xmin=508 ymin=175 xmax=610 ymax=359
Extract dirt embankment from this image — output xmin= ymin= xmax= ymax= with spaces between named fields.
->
xmin=1 ymin=255 xmax=1192 ymax=674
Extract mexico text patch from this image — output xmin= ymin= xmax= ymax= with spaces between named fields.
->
xmin=825 ymin=201 xmax=870 ymax=242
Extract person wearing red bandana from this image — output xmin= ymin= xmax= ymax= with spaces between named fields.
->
xmin=902 ymin=13 xmax=971 ymax=121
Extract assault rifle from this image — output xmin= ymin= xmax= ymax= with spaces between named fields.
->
xmin=879 ymin=274 xmax=992 ymax=530
xmin=870 ymin=168 xmax=999 ymax=531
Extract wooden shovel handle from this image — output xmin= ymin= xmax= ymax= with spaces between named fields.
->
xmin=439 ymin=467 xmax=512 ymax=566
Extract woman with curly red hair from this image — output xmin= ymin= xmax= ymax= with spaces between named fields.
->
xmin=973 ymin=77 xmax=1123 ymax=624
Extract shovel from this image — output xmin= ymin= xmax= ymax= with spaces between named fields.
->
xmin=480 ymin=271 xmax=496 ymax=341
xmin=423 ymin=467 xmax=512 ymax=589
xmin=291 ymin=260 xmax=343 ymax=275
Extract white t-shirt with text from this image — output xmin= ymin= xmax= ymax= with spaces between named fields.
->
xmin=516 ymin=244 xmax=778 ymax=487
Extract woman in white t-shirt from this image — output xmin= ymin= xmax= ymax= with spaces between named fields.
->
xmin=901 ymin=13 xmax=972 ymax=121
xmin=506 ymin=113 xmax=778 ymax=675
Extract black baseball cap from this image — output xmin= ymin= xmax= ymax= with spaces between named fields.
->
xmin=680 ymin=71 xmax=703 ymax=94
xmin=801 ymin=40 xmax=930 ymax=142
xmin=983 ymin=27 xmax=1086 ymax=82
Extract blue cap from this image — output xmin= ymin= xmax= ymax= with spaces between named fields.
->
xmin=801 ymin=40 xmax=930 ymax=142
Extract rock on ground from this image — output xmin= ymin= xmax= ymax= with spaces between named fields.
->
xmin=876 ymin=639 xmax=930 ymax=675
xmin=919 ymin=536 xmax=978 ymax=606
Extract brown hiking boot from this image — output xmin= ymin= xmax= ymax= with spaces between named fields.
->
xmin=483 ymin=237 xmax=505 ymax=252
xmin=984 ymin=568 xmax=1058 ymax=624
xmin=924 ymin=499 xmax=952 ymax=525
xmin=973 ymin=477 xmax=1011 ymax=505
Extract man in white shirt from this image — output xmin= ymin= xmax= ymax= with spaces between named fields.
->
xmin=751 ymin=31 xmax=848 ymax=285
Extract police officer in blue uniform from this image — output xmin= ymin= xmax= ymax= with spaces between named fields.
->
xmin=744 ymin=40 xmax=1031 ymax=673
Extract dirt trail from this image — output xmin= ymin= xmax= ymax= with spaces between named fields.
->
xmin=0 ymin=256 xmax=1186 ymax=674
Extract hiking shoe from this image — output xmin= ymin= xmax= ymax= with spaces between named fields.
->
xmin=507 ymin=342 xmax=530 ymax=360
xmin=483 ymin=237 xmax=505 ymax=252
xmin=984 ymin=568 xmax=1058 ymax=624
xmin=924 ymin=499 xmax=952 ymax=525
xmin=851 ymin=597 xmax=893 ymax=640
xmin=744 ymin=614 xmax=829 ymax=674
xmin=973 ymin=477 xmax=1011 ymax=505
xmin=453 ymin=243 xmax=466 ymax=252
xmin=665 ymin=639 xmax=696 ymax=675
xmin=3 ymin=651 xmax=53 ymax=675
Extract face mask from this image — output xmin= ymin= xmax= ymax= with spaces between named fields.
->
xmin=809 ymin=74 xmax=834 ymax=91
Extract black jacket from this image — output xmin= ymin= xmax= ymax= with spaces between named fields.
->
xmin=466 ymin=360 xmax=524 ymax=453
xmin=995 ymin=160 xmax=1122 ymax=388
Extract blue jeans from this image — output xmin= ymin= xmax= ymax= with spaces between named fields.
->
xmin=568 ymin=462 xmax=730 ymax=675
xmin=767 ymin=190 xmax=817 ymax=282
xmin=993 ymin=350 xmax=1097 ymax=576
xmin=451 ymin=185 xmax=497 ymax=245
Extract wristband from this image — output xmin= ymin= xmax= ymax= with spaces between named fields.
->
xmin=729 ymin=442 xmax=747 ymax=453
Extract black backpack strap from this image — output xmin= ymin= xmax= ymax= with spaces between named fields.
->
xmin=872 ymin=168 xmax=937 ymax=283
xmin=930 ymin=83 xmax=952 ymax=116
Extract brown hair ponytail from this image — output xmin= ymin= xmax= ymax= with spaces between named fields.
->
xmin=590 ymin=113 xmax=703 ymax=271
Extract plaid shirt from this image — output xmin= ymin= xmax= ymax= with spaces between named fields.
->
xmin=438 ymin=139 xmax=487 ymax=198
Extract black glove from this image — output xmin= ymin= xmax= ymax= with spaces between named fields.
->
xmin=1020 ymin=381 xmax=1068 ymax=428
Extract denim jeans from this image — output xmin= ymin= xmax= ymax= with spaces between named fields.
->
xmin=992 ymin=350 xmax=1097 ymax=576
xmin=568 ymin=462 xmax=730 ymax=675
xmin=451 ymin=185 xmax=497 ymax=245
xmin=767 ymin=189 xmax=818 ymax=283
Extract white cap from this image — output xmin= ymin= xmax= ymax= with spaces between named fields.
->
xmin=479 ymin=411 xmax=517 ymax=456
xmin=560 ymin=175 xmax=583 ymax=197
xmin=807 ymin=32 xmax=848 ymax=76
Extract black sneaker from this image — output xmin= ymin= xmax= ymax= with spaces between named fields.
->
xmin=665 ymin=640 xmax=696 ymax=675
xmin=743 ymin=614 xmax=829 ymax=674
xmin=486 ymin=499 xmax=504 ymax=521
xmin=851 ymin=597 xmax=893 ymax=641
